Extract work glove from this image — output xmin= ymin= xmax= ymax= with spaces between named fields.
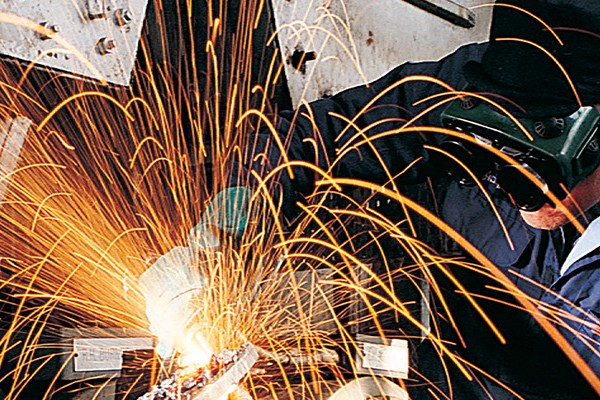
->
xmin=139 ymin=246 xmax=206 ymax=358
xmin=140 ymin=186 xmax=253 ymax=358
xmin=187 ymin=186 xmax=253 ymax=250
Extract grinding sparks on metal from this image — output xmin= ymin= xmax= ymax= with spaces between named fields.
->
xmin=0 ymin=1 xmax=597 ymax=399
xmin=139 ymin=343 xmax=258 ymax=400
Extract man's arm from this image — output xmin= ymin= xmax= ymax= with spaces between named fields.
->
xmin=230 ymin=42 xmax=488 ymax=217
xmin=139 ymin=42 xmax=487 ymax=358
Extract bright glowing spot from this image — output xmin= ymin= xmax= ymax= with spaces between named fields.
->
xmin=178 ymin=330 xmax=214 ymax=369
xmin=223 ymin=385 xmax=237 ymax=400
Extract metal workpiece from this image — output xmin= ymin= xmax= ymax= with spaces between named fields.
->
xmin=139 ymin=343 xmax=259 ymax=400
xmin=0 ymin=0 xmax=149 ymax=86
xmin=190 ymin=343 xmax=258 ymax=400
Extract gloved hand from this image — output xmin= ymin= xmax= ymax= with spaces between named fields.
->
xmin=139 ymin=246 xmax=206 ymax=358
xmin=140 ymin=186 xmax=253 ymax=358
xmin=187 ymin=186 xmax=253 ymax=251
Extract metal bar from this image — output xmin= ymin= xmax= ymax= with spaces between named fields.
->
xmin=402 ymin=0 xmax=475 ymax=28
xmin=191 ymin=343 xmax=258 ymax=400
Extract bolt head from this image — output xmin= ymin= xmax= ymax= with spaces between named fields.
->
xmin=97 ymin=37 xmax=117 ymax=55
xmin=116 ymin=9 xmax=133 ymax=26
xmin=39 ymin=22 xmax=59 ymax=40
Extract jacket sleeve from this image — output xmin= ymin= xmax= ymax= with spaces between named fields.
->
xmin=230 ymin=42 xmax=487 ymax=217
xmin=550 ymin=253 xmax=600 ymax=382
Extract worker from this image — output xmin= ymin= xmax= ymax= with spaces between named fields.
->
xmin=140 ymin=1 xmax=600 ymax=398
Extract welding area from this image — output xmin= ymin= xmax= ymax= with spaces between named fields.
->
xmin=0 ymin=1 xmax=597 ymax=399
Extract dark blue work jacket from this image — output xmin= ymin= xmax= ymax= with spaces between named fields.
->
xmin=442 ymin=180 xmax=600 ymax=399
xmin=234 ymin=42 xmax=600 ymax=399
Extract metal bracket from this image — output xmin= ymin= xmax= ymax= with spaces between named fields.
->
xmin=73 ymin=337 xmax=154 ymax=372
xmin=0 ymin=0 xmax=149 ymax=86
xmin=59 ymin=328 xmax=154 ymax=381
xmin=354 ymin=334 xmax=409 ymax=379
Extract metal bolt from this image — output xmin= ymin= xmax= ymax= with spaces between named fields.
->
xmin=115 ymin=9 xmax=133 ymax=26
xmin=87 ymin=0 xmax=107 ymax=19
xmin=88 ymin=11 xmax=106 ymax=20
xmin=39 ymin=22 xmax=60 ymax=40
xmin=97 ymin=37 xmax=117 ymax=55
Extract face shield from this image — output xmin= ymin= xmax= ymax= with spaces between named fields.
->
xmin=439 ymin=97 xmax=600 ymax=211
